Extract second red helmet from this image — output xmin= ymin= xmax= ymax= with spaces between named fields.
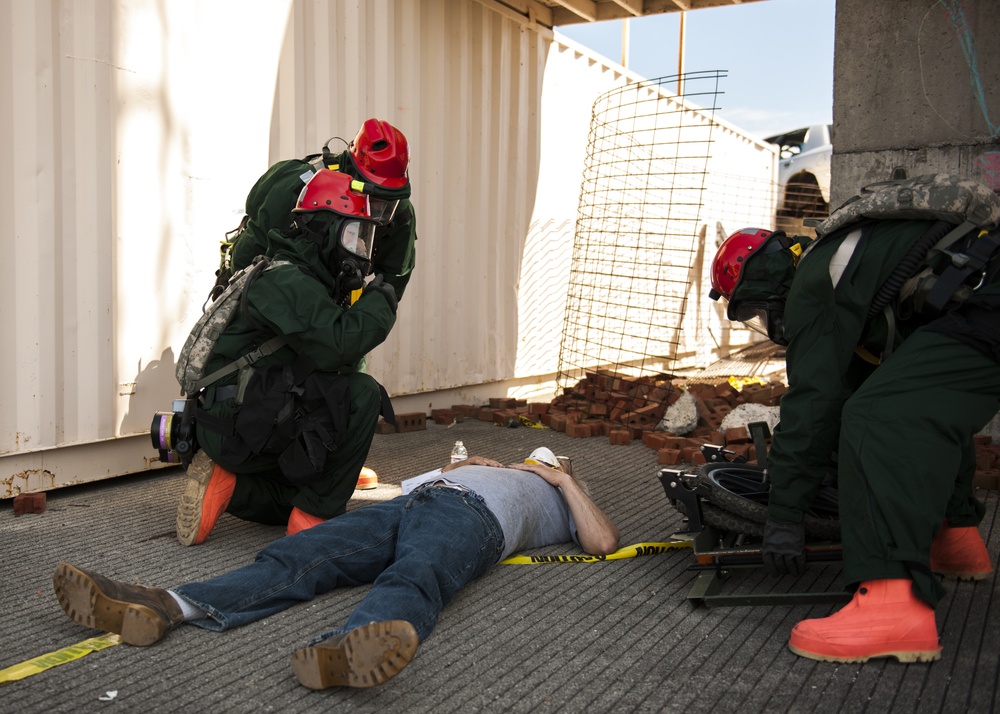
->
xmin=350 ymin=118 xmax=410 ymax=189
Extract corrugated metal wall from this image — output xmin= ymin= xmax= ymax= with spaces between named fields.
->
xmin=277 ymin=0 xmax=549 ymax=397
xmin=0 ymin=0 xmax=773 ymax=495
xmin=1 ymin=0 xmax=293 ymax=494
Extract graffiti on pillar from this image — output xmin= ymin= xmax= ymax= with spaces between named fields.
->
xmin=974 ymin=152 xmax=1000 ymax=191
xmin=919 ymin=0 xmax=999 ymax=138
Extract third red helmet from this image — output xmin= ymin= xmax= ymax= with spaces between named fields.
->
xmin=708 ymin=228 xmax=775 ymax=302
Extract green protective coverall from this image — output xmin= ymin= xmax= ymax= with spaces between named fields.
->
xmin=195 ymin=219 xmax=397 ymax=524
xmin=764 ymin=219 xmax=1000 ymax=606
xmin=227 ymin=154 xmax=417 ymax=300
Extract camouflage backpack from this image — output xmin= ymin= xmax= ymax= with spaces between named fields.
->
xmin=176 ymin=256 xmax=290 ymax=397
xmin=806 ymin=173 xmax=1000 ymax=346
xmin=814 ymin=173 xmax=1000 ymax=239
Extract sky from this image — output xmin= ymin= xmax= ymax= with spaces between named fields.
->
xmin=555 ymin=0 xmax=835 ymax=140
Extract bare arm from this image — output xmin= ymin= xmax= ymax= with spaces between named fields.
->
xmin=440 ymin=455 xmax=504 ymax=473
xmin=506 ymin=462 xmax=620 ymax=555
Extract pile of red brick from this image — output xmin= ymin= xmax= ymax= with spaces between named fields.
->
xmin=377 ymin=371 xmax=786 ymax=467
xmin=374 ymin=370 xmax=998 ymax=491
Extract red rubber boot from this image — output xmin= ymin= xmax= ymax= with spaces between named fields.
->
xmin=930 ymin=520 xmax=992 ymax=581
xmin=788 ymin=579 xmax=942 ymax=663
xmin=287 ymin=507 xmax=327 ymax=536
xmin=176 ymin=451 xmax=237 ymax=546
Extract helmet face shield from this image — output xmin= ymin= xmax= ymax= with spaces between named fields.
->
xmin=368 ymin=196 xmax=400 ymax=225
xmin=339 ymin=219 xmax=377 ymax=262
xmin=730 ymin=300 xmax=788 ymax=346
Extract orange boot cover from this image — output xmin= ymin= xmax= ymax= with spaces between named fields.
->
xmin=287 ymin=507 xmax=327 ymax=536
xmin=788 ymin=579 xmax=941 ymax=663
xmin=930 ymin=521 xmax=993 ymax=581
xmin=176 ymin=452 xmax=238 ymax=546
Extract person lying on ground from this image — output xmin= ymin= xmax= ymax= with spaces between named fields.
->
xmin=53 ymin=447 xmax=620 ymax=690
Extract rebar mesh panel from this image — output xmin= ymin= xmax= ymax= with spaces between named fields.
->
xmin=557 ymin=71 xmax=725 ymax=392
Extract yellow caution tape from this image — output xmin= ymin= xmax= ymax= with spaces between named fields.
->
xmin=500 ymin=540 xmax=691 ymax=564
xmin=0 ymin=633 xmax=121 ymax=685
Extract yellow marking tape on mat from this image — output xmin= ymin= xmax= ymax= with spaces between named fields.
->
xmin=0 ymin=633 xmax=121 ymax=685
xmin=501 ymin=540 xmax=691 ymax=564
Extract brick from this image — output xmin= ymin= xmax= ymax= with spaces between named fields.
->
xmin=550 ymin=414 xmax=568 ymax=433
xmin=566 ymin=422 xmax=594 ymax=438
xmin=704 ymin=431 xmax=726 ymax=446
xmin=489 ymin=398 xmax=517 ymax=409
xmin=375 ymin=418 xmax=397 ymax=434
xmin=975 ymin=448 xmax=997 ymax=470
xmin=13 ymin=492 xmax=47 ymax=516
xmin=691 ymin=450 xmax=707 ymax=466
xmin=727 ymin=443 xmax=751 ymax=459
xmin=725 ymin=426 xmax=751 ymax=445
xmin=587 ymin=402 xmax=609 ymax=418
xmin=450 ymin=404 xmax=481 ymax=418
xmin=431 ymin=409 xmax=461 ymax=425
xmin=609 ymin=429 xmax=631 ymax=446
xmin=477 ymin=409 xmax=496 ymax=422
xmin=713 ymin=381 xmax=741 ymax=404
xmin=680 ymin=446 xmax=700 ymax=462
xmin=974 ymin=470 xmax=999 ymax=490
xmin=528 ymin=402 xmax=550 ymax=415
xmin=642 ymin=431 xmax=670 ymax=450
xmin=394 ymin=412 xmax=427 ymax=433
xmin=657 ymin=448 xmax=683 ymax=465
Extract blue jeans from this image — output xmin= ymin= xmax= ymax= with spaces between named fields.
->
xmin=173 ymin=487 xmax=505 ymax=643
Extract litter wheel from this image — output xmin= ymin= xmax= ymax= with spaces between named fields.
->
xmin=697 ymin=463 xmax=841 ymax=542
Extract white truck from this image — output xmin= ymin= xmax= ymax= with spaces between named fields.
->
xmin=765 ymin=124 xmax=832 ymax=236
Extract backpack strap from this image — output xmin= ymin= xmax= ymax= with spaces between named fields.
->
xmin=191 ymin=257 xmax=293 ymax=392
xmin=191 ymin=334 xmax=287 ymax=393
xmin=924 ymin=228 xmax=1000 ymax=312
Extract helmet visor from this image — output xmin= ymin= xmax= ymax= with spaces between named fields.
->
xmin=339 ymin=220 xmax=377 ymax=261
xmin=730 ymin=302 xmax=772 ymax=339
xmin=730 ymin=300 xmax=788 ymax=345
xmin=368 ymin=196 xmax=400 ymax=225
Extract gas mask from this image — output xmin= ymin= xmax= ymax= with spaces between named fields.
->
xmin=326 ymin=216 xmax=377 ymax=302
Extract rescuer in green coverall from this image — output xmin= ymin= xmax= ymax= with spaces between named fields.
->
xmin=176 ymin=169 xmax=399 ymax=545
xmin=709 ymin=209 xmax=1000 ymax=664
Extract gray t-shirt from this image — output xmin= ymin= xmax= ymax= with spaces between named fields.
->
xmin=433 ymin=465 xmax=580 ymax=560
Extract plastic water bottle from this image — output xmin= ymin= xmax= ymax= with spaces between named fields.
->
xmin=451 ymin=440 xmax=468 ymax=464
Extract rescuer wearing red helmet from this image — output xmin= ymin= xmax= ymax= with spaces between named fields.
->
xmin=709 ymin=212 xmax=1000 ymax=665
xmin=222 ymin=118 xmax=418 ymax=303
xmin=176 ymin=169 xmax=399 ymax=545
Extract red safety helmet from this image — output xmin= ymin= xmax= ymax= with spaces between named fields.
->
xmin=349 ymin=118 xmax=409 ymax=190
xmin=293 ymin=169 xmax=378 ymax=262
xmin=708 ymin=228 xmax=776 ymax=302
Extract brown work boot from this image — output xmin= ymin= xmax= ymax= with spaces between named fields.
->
xmin=290 ymin=620 xmax=419 ymax=689
xmin=176 ymin=450 xmax=237 ymax=546
xmin=930 ymin=520 xmax=993 ymax=581
xmin=53 ymin=562 xmax=183 ymax=646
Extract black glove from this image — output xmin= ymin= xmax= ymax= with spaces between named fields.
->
xmin=363 ymin=274 xmax=397 ymax=314
xmin=761 ymin=519 xmax=806 ymax=577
